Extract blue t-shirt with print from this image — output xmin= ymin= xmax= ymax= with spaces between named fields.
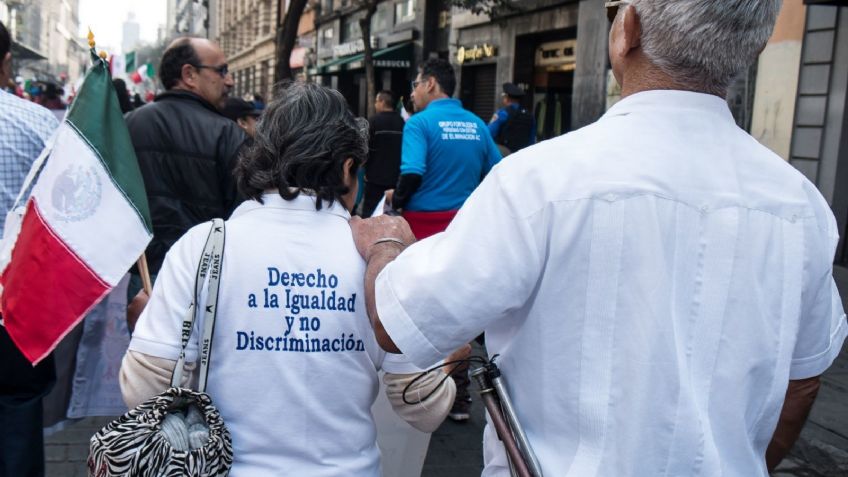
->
xmin=401 ymin=98 xmax=502 ymax=212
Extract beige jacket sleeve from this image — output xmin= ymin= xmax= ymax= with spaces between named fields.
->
xmin=121 ymin=351 xmax=455 ymax=433
xmin=119 ymin=350 xmax=197 ymax=409
xmin=383 ymin=371 xmax=456 ymax=433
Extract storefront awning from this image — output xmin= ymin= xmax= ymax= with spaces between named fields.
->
xmin=11 ymin=41 xmax=47 ymax=61
xmin=316 ymin=42 xmax=413 ymax=75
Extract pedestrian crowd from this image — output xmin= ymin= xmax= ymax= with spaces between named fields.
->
xmin=1 ymin=0 xmax=847 ymax=476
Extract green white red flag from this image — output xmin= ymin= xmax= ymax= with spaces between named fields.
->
xmin=0 ymin=50 xmax=152 ymax=364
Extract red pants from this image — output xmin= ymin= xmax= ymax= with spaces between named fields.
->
xmin=402 ymin=210 xmax=459 ymax=240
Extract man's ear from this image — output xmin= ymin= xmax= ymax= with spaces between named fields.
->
xmin=620 ymin=5 xmax=642 ymax=52
xmin=180 ymin=63 xmax=196 ymax=88
xmin=426 ymin=76 xmax=438 ymax=94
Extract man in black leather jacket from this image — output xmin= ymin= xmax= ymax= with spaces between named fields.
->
xmin=125 ymin=37 xmax=246 ymax=302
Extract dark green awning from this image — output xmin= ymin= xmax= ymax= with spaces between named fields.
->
xmin=316 ymin=42 xmax=413 ymax=75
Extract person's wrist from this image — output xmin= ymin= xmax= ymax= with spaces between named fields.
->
xmin=365 ymin=237 xmax=406 ymax=262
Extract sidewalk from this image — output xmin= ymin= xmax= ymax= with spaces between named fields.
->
xmin=44 ymin=417 xmax=112 ymax=477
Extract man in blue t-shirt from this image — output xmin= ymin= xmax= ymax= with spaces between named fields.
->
xmin=388 ymin=58 xmax=501 ymax=422
xmin=390 ymin=58 xmax=502 ymax=238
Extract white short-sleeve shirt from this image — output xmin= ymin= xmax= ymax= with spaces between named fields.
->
xmin=376 ymin=90 xmax=848 ymax=476
xmin=130 ymin=194 xmax=419 ymax=476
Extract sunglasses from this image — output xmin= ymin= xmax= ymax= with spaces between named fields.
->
xmin=605 ymin=0 xmax=630 ymax=23
xmin=192 ymin=63 xmax=230 ymax=78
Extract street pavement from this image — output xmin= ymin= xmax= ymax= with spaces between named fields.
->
xmin=45 ymin=268 xmax=848 ymax=477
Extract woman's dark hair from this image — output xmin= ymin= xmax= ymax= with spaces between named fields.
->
xmin=159 ymin=37 xmax=200 ymax=90
xmin=419 ymin=58 xmax=456 ymax=97
xmin=236 ymin=81 xmax=368 ymax=210
xmin=112 ymin=78 xmax=134 ymax=113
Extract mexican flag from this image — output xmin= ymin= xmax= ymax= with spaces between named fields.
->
xmin=0 ymin=50 xmax=152 ymax=365
xmin=125 ymin=51 xmax=136 ymax=73
xmin=138 ymin=63 xmax=154 ymax=81
xmin=109 ymin=54 xmax=126 ymax=79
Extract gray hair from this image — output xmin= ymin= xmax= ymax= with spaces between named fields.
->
xmin=630 ymin=0 xmax=782 ymax=95
xmin=235 ymin=81 xmax=368 ymax=210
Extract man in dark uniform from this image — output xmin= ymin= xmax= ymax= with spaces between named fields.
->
xmin=362 ymin=91 xmax=404 ymax=217
xmin=488 ymin=83 xmax=536 ymax=156
xmin=222 ymin=97 xmax=262 ymax=138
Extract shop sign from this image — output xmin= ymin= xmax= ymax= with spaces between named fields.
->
xmin=333 ymin=37 xmax=378 ymax=58
xmin=297 ymin=36 xmax=315 ymax=49
xmin=535 ymin=40 xmax=577 ymax=67
xmin=456 ymin=43 xmax=497 ymax=64
xmin=373 ymin=59 xmax=411 ymax=68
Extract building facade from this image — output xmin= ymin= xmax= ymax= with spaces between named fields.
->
xmin=311 ymin=0 xmax=449 ymax=117
xmin=174 ymin=0 xmax=215 ymax=37
xmin=123 ymin=13 xmax=141 ymax=54
xmin=217 ymin=0 xmax=277 ymax=101
xmin=448 ymin=0 xmax=607 ymax=140
xmin=790 ymin=1 xmax=848 ymax=262
xmin=747 ymin=0 xmax=848 ymax=263
xmin=0 ymin=0 xmax=86 ymax=83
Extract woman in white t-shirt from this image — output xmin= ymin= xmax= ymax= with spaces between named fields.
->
xmin=119 ymin=82 xmax=456 ymax=476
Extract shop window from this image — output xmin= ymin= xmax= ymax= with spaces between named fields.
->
xmin=395 ymin=0 xmax=416 ymax=25
xmin=343 ymin=15 xmax=363 ymax=41
xmin=371 ymin=2 xmax=391 ymax=32
xmin=262 ymin=0 xmax=272 ymax=35
xmin=460 ymin=64 xmax=496 ymax=122
xmin=320 ymin=26 xmax=334 ymax=48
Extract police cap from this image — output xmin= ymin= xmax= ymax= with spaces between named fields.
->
xmin=502 ymin=83 xmax=525 ymax=98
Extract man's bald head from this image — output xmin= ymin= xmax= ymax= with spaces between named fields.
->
xmin=159 ymin=37 xmax=200 ymax=89
xmin=158 ymin=37 xmax=233 ymax=110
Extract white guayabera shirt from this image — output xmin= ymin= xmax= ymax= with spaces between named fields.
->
xmin=376 ymin=90 xmax=848 ymax=477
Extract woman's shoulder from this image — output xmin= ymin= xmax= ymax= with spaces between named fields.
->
xmin=167 ymin=220 xmax=222 ymax=263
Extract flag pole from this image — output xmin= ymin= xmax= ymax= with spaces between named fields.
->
xmin=88 ymin=28 xmax=152 ymax=296
xmin=137 ymin=254 xmax=153 ymax=295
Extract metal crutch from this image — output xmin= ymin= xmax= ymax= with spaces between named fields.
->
xmin=470 ymin=360 xmax=544 ymax=477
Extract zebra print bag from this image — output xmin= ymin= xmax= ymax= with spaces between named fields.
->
xmin=89 ymin=220 xmax=233 ymax=476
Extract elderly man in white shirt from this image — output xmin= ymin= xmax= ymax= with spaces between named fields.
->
xmin=350 ymin=1 xmax=848 ymax=476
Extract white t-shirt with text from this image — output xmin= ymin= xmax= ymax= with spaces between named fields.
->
xmin=131 ymin=194 xmax=419 ymax=476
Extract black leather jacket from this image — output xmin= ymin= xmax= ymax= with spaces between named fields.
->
xmin=125 ymin=90 xmax=246 ymax=274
